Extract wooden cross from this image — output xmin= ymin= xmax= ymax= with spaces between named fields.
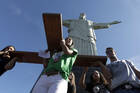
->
xmin=11 ymin=13 xmax=107 ymax=67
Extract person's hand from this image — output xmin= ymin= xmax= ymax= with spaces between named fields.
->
xmin=4 ymin=51 xmax=9 ymax=55
xmin=38 ymin=49 xmax=50 ymax=58
xmin=60 ymin=39 xmax=65 ymax=46
xmin=92 ymin=61 xmax=103 ymax=67
xmin=2 ymin=51 xmax=10 ymax=58
xmin=0 ymin=51 xmax=6 ymax=55
xmin=96 ymin=61 xmax=103 ymax=66
xmin=83 ymin=67 xmax=88 ymax=72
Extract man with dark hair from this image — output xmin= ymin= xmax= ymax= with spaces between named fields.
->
xmin=105 ymin=47 xmax=140 ymax=93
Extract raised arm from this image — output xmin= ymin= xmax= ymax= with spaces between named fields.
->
xmin=60 ymin=39 xmax=73 ymax=55
xmin=0 ymin=51 xmax=4 ymax=55
xmin=93 ymin=21 xmax=121 ymax=30
xmin=70 ymin=72 xmax=76 ymax=93
xmin=97 ymin=61 xmax=112 ymax=85
xmin=79 ymin=67 xmax=88 ymax=89
xmin=0 ymin=51 xmax=9 ymax=55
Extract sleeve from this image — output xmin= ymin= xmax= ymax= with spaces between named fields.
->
xmin=71 ymin=48 xmax=78 ymax=55
xmin=126 ymin=60 xmax=140 ymax=71
xmin=38 ymin=50 xmax=50 ymax=58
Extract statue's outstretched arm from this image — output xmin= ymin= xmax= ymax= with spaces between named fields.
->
xmin=63 ymin=20 xmax=73 ymax=28
xmin=109 ymin=21 xmax=122 ymax=25
xmin=93 ymin=20 xmax=121 ymax=30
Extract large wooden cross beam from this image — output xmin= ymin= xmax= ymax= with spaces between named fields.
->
xmin=11 ymin=13 xmax=107 ymax=66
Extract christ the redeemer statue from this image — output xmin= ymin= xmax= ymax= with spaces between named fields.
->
xmin=63 ymin=13 xmax=121 ymax=55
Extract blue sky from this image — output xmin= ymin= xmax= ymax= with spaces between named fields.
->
xmin=0 ymin=0 xmax=140 ymax=93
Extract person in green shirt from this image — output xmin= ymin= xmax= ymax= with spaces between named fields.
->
xmin=32 ymin=37 xmax=78 ymax=93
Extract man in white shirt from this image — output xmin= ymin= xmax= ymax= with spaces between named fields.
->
xmin=105 ymin=47 xmax=140 ymax=93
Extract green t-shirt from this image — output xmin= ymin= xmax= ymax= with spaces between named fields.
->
xmin=44 ymin=48 xmax=78 ymax=81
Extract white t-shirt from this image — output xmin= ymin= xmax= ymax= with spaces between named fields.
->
xmin=107 ymin=60 xmax=140 ymax=89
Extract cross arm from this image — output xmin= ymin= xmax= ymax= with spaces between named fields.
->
xmin=74 ymin=55 xmax=107 ymax=67
xmin=11 ymin=51 xmax=49 ymax=64
xmin=11 ymin=51 xmax=107 ymax=66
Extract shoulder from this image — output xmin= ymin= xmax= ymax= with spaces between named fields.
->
xmin=71 ymin=48 xmax=78 ymax=55
xmin=121 ymin=59 xmax=133 ymax=64
xmin=107 ymin=60 xmax=121 ymax=67
xmin=124 ymin=59 xmax=135 ymax=66
xmin=71 ymin=48 xmax=78 ymax=52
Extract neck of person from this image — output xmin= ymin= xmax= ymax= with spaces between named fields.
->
xmin=110 ymin=57 xmax=118 ymax=62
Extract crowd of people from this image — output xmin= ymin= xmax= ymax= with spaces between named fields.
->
xmin=1 ymin=37 xmax=140 ymax=93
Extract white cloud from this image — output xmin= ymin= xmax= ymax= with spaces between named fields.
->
xmin=9 ymin=3 xmax=22 ymax=16
xmin=8 ymin=2 xmax=42 ymax=32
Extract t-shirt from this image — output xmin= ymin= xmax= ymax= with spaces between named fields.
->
xmin=107 ymin=60 xmax=140 ymax=89
xmin=44 ymin=48 xmax=78 ymax=81
xmin=86 ymin=83 xmax=110 ymax=93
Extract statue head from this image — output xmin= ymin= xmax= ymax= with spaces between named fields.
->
xmin=79 ymin=13 xmax=86 ymax=20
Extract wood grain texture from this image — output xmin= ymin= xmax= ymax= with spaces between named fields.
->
xmin=11 ymin=51 xmax=107 ymax=66
xmin=43 ymin=13 xmax=63 ymax=52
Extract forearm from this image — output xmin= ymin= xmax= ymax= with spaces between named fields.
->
xmin=99 ymin=63 xmax=112 ymax=84
xmin=61 ymin=44 xmax=73 ymax=55
xmin=79 ymin=71 xmax=86 ymax=89
xmin=73 ymin=85 xmax=76 ymax=93
xmin=0 ymin=51 xmax=4 ymax=55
